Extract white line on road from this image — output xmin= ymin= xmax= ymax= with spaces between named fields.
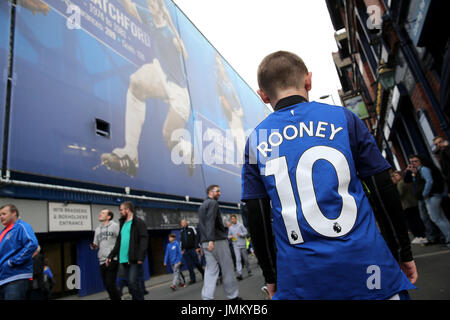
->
xmin=414 ymin=249 xmax=450 ymax=259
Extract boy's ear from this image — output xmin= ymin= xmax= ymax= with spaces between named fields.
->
xmin=257 ymin=89 xmax=271 ymax=104
xmin=304 ymin=72 xmax=312 ymax=92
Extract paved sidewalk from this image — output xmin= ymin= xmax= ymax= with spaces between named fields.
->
xmin=59 ymin=255 xmax=259 ymax=300
xmin=58 ymin=268 xmax=202 ymax=300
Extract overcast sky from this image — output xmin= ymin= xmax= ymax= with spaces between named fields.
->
xmin=173 ymin=0 xmax=342 ymax=106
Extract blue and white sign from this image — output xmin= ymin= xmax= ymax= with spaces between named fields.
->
xmin=408 ymin=0 xmax=431 ymax=46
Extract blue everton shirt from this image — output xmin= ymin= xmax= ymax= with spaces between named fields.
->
xmin=241 ymin=96 xmax=415 ymax=299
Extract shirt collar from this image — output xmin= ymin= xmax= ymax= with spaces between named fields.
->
xmin=101 ymin=221 xmax=112 ymax=227
xmin=274 ymin=95 xmax=308 ymax=111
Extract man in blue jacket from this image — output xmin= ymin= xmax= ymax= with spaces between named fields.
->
xmin=0 ymin=204 xmax=39 ymax=300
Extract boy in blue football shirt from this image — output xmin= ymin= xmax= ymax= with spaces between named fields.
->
xmin=164 ymin=234 xmax=185 ymax=291
xmin=241 ymin=51 xmax=417 ymax=300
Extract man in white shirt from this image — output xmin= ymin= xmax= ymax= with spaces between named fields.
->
xmin=91 ymin=209 xmax=121 ymax=300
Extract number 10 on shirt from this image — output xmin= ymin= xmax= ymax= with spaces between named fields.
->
xmin=265 ymin=146 xmax=358 ymax=245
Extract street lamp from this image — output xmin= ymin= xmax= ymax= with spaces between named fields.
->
xmin=377 ymin=60 xmax=395 ymax=90
xmin=319 ymin=94 xmax=336 ymax=105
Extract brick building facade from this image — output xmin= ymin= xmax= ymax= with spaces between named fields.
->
xmin=326 ymin=0 xmax=449 ymax=171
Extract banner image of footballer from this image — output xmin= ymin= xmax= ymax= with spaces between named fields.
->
xmin=177 ymin=9 xmax=270 ymax=202
xmin=100 ymin=0 xmax=194 ymax=178
xmin=6 ymin=0 xmax=269 ymax=203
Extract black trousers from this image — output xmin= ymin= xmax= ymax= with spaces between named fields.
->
xmin=404 ymin=206 xmax=426 ymax=238
xmin=183 ymin=248 xmax=204 ymax=282
xmin=100 ymin=261 xmax=121 ymax=300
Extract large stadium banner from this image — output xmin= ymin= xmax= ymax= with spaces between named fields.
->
xmin=6 ymin=0 xmax=269 ymax=203
xmin=176 ymin=9 xmax=270 ymax=202
xmin=0 ymin=0 xmax=10 ymax=169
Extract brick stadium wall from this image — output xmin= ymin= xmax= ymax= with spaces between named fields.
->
xmin=411 ymin=82 xmax=445 ymax=138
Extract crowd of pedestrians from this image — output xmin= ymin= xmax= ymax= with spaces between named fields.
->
xmin=395 ymin=137 xmax=450 ymax=249
xmin=0 ymin=189 xmax=254 ymax=300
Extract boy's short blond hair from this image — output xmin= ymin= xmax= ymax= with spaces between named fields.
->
xmin=257 ymin=51 xmax=309 ymax=99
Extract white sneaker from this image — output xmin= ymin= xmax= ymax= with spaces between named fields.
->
xmin=419 ymin=237 xmax=429 ymax=244
xmin=261 ymin=286 xmax=270 ymax=300
xmin=411 ymin=237 xmax=422 ymax=244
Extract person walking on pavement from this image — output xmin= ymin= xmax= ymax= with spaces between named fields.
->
xmin=164 ymin=234 xmax=185 ymax=291
xmin=27 ymin=246 xmax=44 ymax=300
xmin=180 ymin=219 xmax=204 ymax=284
xmin=91 ymin=209 xmax=121 ymax=300
xmin=228 ymin=214 xmax=252 ymax=280
xmin=42 ymin=258 xmax=55 ymax=300
xmin=391 ymin=171 xmax=427 ymax=244
xmin=406 ymin=155 xmax=450 ymax=248
xmin=433 ymin=136 xmax=450 ymax=218
xmin=197 ymin=185 xmax=240 ymax=300
xmin=404 ymin=157 xmax=442 ymax=245
xmin=106 ymin=201 xmax=148 ymax=300
xmin=433 ymin=136 xmax=450 ymax=193
xmin=225 ymin=221 xmax=237 ymax=269
xmin=242 ymin=51 xmax=417 ymax=299
xmin=0 ymin=204 xmax=39 ymax=300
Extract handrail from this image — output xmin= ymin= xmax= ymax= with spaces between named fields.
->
xmin=0 ymin=176 xmax=240 ymax=210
